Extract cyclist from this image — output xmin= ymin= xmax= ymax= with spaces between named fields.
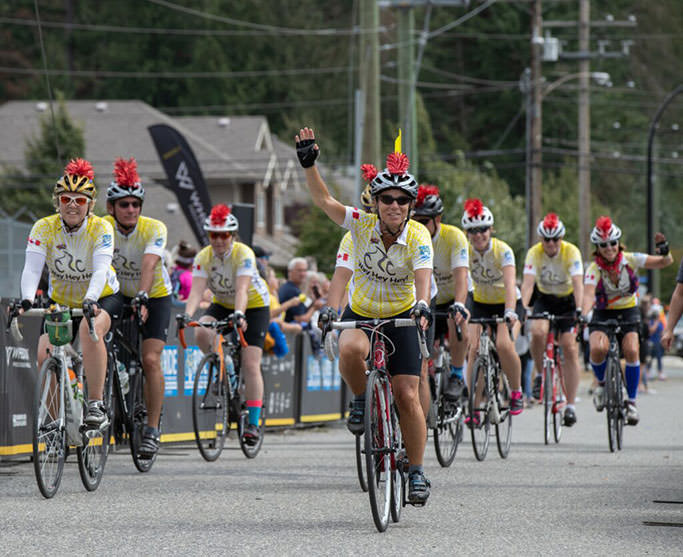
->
xmin=297 ymin=127 xmax=433 ymax=504
xmin=521 ymin=213 xmax=583 ymax=426
xmin=104 ymin=157 xmax=171 ymax=458
xmin=581 ymin=216 xmax=673 ymax=425
xmin=183 ymin=204 xmax=271 ymax=445
xmin=462 ymin=198 xmax=524 ymax=419
xmin=20 ymin=158 xmax=122 ymax=429
xmin=412 ymin=184 xmax=469 ymax=401
xmin=661 ymin=257 xmax=683 ymax=352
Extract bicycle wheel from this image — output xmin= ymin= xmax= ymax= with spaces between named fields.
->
xmin=355 ymin=434 xmax=368 ymax=492
xmin=77 ymin=358 xmax=112 ymax=491
xmin=614 ymin=364 xmax=625 ymax=451
xmin=389 ymin=401 xmax=403 ymax=524
xmin=238 ymin=405 xmax=266 ymax=459
xmin=364 ymin=370 xmax=392 ymax=532
xmin=433 ymin=380 xmax=459 ymax=468
xmin=192 ymin=353 xmax=229 ymax=462
xmin=606 ymin=359 xmax=620 ymax=453
xmin=495 ymin=370 xmax=512 ymax=459
xmin=543 ymin=363 xmax=552 ymax=445
xmin=32 ymin=358 xmax=67 ymax=499
xmin=129 ymin=368 xmax=156 ymax=472
xmin=469 ymin=358 xmax=490 ymax=462
xmin=552 ymin=365 xmax=563 ymax=444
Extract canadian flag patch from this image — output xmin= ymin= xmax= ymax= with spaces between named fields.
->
xmin=352 ymin=209 xmax=360 ymax=219
xmin=343 ymin=253 xmax=349 ymax=261
xmin=28 ymin=237 xmax=41 ymax=246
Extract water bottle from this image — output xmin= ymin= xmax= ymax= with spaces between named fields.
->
xmin=117 ymin=360 xmax=130 ymax=395
xmin=68 ymin=367 xmax=84 ymax=404
xmin=226 ymin=357 xmax=238 ymax=393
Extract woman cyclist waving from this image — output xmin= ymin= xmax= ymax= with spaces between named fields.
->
xmin=581 ymin=216 xmax=672 ymax=425
xmin=20 ymin=158 xmax=122 ymax=429
xmin=296 ymin=127 xmax=433 ymax=505
xmin=183 ymin=204 xmax=271 ymax=446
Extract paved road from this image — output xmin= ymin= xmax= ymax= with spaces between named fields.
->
xmin=2 ymin=359 xmax=682 ymax=556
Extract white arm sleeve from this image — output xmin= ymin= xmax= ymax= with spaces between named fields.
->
xmin=84 ymin=251 xmax=112 ymax=303
xmin=21 ymin=251 xmax=46 ymax=302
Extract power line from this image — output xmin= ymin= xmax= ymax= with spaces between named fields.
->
xmin=0 ymin=15 xmax=392 ymax=37
xmin=0 ymin=65 xmax=350 ymax=79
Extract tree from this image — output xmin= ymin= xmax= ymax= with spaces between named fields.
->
xmin=0 ymin=94 xmax=85 ymax=218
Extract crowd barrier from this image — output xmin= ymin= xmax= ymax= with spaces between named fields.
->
xmin=0 ymin=299 xmax=349 ymax=460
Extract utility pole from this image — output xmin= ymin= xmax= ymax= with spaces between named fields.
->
xmin=529 ymin=0 xmax=543 ymax=246
xmin=398 ymin=7 xmax=417 ymax=170
xmin=578 ymin=0 xmax=591 ymax=258
xmin=359 ymin=0 xmax=382 ymax=167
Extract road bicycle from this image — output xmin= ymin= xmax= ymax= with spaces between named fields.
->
xmin=428 ymin=311 xmax=465 ymax=468
xmin=468 ymin=317 xmax=513 ymax=461
xmin=323 ymin=317 xmax=429 ymax=533
xmin=9 ymin=304 xmax=111 ymax=498
xmin=590 ymin=319 xmax=640 ymax=452
xmin=109 ymin=303 xmax=160 ymax=473
xmin=528 ymin=313 xmax=575 ymax=444
xmin=177 ymin=315 xmax=266 ymax=460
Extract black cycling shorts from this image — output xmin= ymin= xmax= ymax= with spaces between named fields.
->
xmin=433 ymin=300 xmax=454 ymax=342
xmin=466 ymin=293 xmax=524 ymax=322
xmin=42 ymin=292 xmax=124 ymax=344
xmin=122 ymin=295 xmax=171 ymax=342
xmin=589 ymin=307 xmax=641 ymax=341
xmin=204 ymin=303 xmax=270 ymax=349
xmin=341 ymin=306 xmax=422 ymax=377
xmin=533 ymin=293 xmax=576 ymax=333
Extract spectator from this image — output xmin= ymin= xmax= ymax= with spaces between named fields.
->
xmin=279 ymin=257 xmax=324 ymax=323
xmin=648 ymin=301 xmax=666 ymax=380
xmin=267 ymin=268 xmax=303 ymax=334
xmin=170 ymin=240 xmax=197 ymax=302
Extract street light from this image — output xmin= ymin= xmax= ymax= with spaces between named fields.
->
xmin=522 ymin=70 xmax=611 ymax=249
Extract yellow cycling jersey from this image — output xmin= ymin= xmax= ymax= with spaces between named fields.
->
xmin=26 ymin=214 xmax=118 ymax=307
xmin=469 ymin=237 xmax=516 ymax=304
xmin=523 ymin=241 xmax=582 ymax=297
xmin=193 ymin=241 xmax=270 ymax=310
xmin=432 ymin=223 xmax=469 ymax=304
xmin=342 ymin=207 xmax=433 ymax=318
xmin=104 ymin=215 xmax=172 ymax=298
xmin=336 ymin=231 xmax=354 ymax=270
xmin=584 ymin=251 xmax=647 ymax=310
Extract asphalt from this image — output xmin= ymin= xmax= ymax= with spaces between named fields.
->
xmin=1 ymin=358 xmax=682 ymax=556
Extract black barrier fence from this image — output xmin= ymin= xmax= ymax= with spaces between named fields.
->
xmin=0 ymin=300 xmax=351 ymax=460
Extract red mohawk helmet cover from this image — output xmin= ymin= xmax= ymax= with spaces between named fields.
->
xmin=386 ymin=152 xmax=410 ymax=175
xmin=416 ymin=184 xmax=440 ymax=206
xmin=595 ymin=216 xmax=613 ymax=239
xmin=210 ymin=204 xmax=231 ymax=226
xmin=543 ymin=212 xmax=559 ymax=229
xmin=113 ymin=157 xmax=140 ymax=188
xmin=464 ymin=198 xmax=484 ymax=218
xmin=361 ymin=164 xmax=378 ymax=182
xmin=64 ymin=158 xmax=94 ymax=180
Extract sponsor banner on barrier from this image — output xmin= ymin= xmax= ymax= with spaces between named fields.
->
xmin=162 ymin=346 xmax=179 ymax=397
xmin=306 ymin=355 xmax=341 ymax=392
xmin=5 ymin=346 xmax=31 ymax=369
xmin=184 ymin=345 xmax=208 ymax=396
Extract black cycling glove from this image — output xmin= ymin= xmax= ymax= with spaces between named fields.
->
xmin=655 ymin=240 xmax=670 ymax=256
xmin=410 ymin=300 xmax=433 ymax=327
xmin=296 ymin=138 xmax=319 ymax=168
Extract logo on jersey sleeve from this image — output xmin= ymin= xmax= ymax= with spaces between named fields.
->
xmin=243 ymin=258 xmax=252 ymax=269
xmin=418 ymin=245 xmax=432 ymax=264
xmin=101 ymin=234 xmax=112 ymax=248
xmin=572 ymin=260 xmax=581 ymax=272
xmin=154 ymin=237 xmax=164 ymax=247
xmin=503 ymin=250 xmax=513 ymax=264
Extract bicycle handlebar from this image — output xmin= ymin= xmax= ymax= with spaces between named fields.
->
xmin=469 ymin=316 xmax=514 ymax=340
xmin=176 ymin=317 xmax=248 ymax=350
xmin=327 ymin=317 xmax=430 ymax=358
xmin=433 ymin=310 xmax=463 ymax=342
xmin=528 ymin=312 xmax=576 ymax=322
xmin=8 ymin=306 xmax=98 ymax=343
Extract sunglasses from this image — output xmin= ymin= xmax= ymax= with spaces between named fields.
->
xmin=542 ymin=237 xmax=561 ymax=243
xmin=59 ymin=195 xmax=89 ymax=207
xmin=117 ymin=200 xmax=141 ymax=209
xmin=598 ymin=240 xmax=618 ymax=248
xmin=378 ymin=194 xmax=412 ymax=206
xmin=209 ymin=231 xmax=231 ymax=240
xmin=467 ymin=226 xmax=490 ymax=235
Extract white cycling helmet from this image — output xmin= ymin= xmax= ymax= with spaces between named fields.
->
xmin=107 ymin=157 xmax=145 ymax=202
xmin=461 ymin=198 xmax=494 ymax=230
xmin=590 ymin=215 xmax=622 ymax=245
xmin=537 ymin=212 xmax=565 ymax=239
xmin=204 ymin=204 xmax=239 ymax=232
xmin=362 ymin=152 xmax=419 ymax=200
